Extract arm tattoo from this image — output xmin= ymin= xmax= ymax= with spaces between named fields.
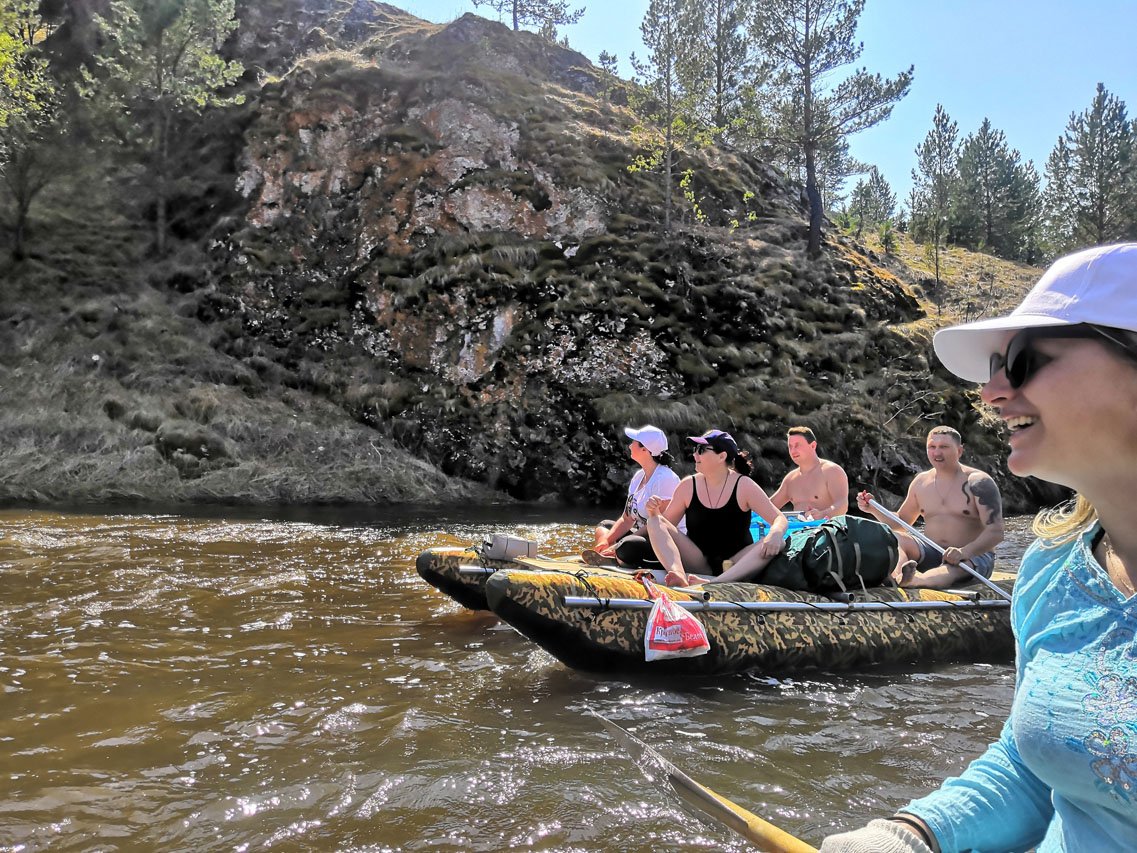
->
xmin=967 ymin=476 xmax=1003 ymax=526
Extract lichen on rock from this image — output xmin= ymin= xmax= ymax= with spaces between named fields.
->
xmin=209 ymin=3 xmax=1043 ymax=508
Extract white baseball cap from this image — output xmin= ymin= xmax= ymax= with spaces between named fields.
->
xmin=624 ymin=425 xmax=668 ymax=456
xmin=933 ymin=242 xmax=1137 ymax=382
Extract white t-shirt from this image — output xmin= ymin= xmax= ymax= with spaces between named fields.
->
xmin=625 ymin=465 xmax=684 ymax=532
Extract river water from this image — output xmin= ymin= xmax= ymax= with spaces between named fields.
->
xmin=0 ymin=506 xmax=1036 ymax=851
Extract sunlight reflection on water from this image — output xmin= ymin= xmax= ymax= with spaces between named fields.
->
xmin=0 ymin=508 xmax=1037 ymax=851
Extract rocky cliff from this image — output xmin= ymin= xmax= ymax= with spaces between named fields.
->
xmin=0 ymin=1 xmax=1056 ymax=511
xmin=208 ymin=2 xmax=1044 ymax=508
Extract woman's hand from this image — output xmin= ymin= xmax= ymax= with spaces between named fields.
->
xmin=757 ymin=534 xmax=784 ymax=559
xmin=820 ymin=819 xmax=933 ymax=852
xmin=646 ymin=495 xmax=666 ymax=517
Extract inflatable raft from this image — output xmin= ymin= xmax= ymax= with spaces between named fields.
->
xmin=416 ymin=546 xmax=519 ymax=611
xmin=416 ymin=545 xmax=666 ymax=611
xmin=417 ymin=548 xmax=1015 ymax=676
xmin=417 ymin=517 xmax=820 ymax=612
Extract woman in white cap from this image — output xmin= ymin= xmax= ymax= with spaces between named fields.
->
xmin=586 ymin=425 xmax=683 ymax=568
xmin=822 ymin=243 xmax=1137 ymax=852
xmin=645 ymin=429 xmax=788 ymax=586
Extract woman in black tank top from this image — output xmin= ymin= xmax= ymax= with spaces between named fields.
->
xmin=684 ymin=475 xmax=753 ymax=571
xmin=645 ymin=429 xmax=789 ymax=587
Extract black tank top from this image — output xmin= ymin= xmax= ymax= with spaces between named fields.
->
xmin=685 ymin=475 xmax=754 ymax=574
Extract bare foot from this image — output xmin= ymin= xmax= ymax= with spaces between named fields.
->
xmin=663 ymin=570 xmax=689 ymax=587
xmin=892 ymin=560 xmax=918 ymax=587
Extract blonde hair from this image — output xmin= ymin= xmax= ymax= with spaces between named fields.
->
xmin=1033 ymin=494 xmax=1098 ymax=546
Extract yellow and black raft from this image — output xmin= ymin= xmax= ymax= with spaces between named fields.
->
xmin=416 ymin=547 xmax=1014 ymax=676
xmin=416 ymin=546 xmax=523 ymax=611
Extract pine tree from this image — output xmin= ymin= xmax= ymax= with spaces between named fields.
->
xmin=1008 ymin=160 xmax=1044 ymax=263
xmin=632 ymin=0 xmax=699 ymax=232
xmin=762 ymin=95 xmax=862 ymax=211
xmin=471 ymin=0 xmax=584 ymax=38
xmin=1042 ymin=136 xmax=1075 ymax=253
xmin=595 ymin=49 xmax=621 ymax=100
xmin=912 ymin=104 xmax=958 ymax=295
xmin=1043 ymin=83 xmax=1136 ymax=253
xmin=675 ymin=0 xmax=756 ymax=140
xmin=953 ymin=118 xmax=1040 ymax=260
xmin=847 ymin=165 xmax=894 ymax=236
xmin=87 ymin=0 xmax=244 ymax=256
xmin=749 ymin=0 xmax=912 ymax=257
xmin=864 ymin=166 xmax=896 ymax=225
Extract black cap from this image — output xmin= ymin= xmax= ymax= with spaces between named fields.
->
xmin=688 ymin=429 xmax=739 ymax=456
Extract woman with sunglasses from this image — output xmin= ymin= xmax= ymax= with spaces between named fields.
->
xmin=644 ymin=429 xmax=788 ymax=587
xmin=822 ymin=243 xmax=1137 ymax=852
xmin=585 ymin=425 xmax=683 ymax=568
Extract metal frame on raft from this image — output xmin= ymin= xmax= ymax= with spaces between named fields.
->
xmin=454 ymin=564 xmax=1014 ymax=609
xmin=562 ymin=596 xmax=1010 ymax=613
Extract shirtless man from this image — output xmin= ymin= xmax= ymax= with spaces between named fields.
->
xmin=857 ymin=425 xmax=1004 ymax=589
xmin=769 ymin=427 xmax=849 ymax=519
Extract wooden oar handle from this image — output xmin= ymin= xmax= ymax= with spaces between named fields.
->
xmin=594 ymin=713 xmax=817 ymax=852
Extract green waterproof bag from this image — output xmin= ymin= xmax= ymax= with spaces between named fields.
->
xmin=759 ymin=516 xmax=899 ymax=593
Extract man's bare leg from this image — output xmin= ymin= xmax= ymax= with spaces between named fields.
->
xmin=889 ymin=534 xmax=920 ymax=586
xmin=900 ymin=562 xmax=970 ymax=589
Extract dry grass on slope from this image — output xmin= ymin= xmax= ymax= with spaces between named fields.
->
xmin=861 ymin=232 xmax=1043 ymax=329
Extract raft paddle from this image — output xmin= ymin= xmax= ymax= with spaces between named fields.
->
xmin=866 ymin=498 xmax=1012 ymax=602
xmin=592 ymin=712 xmax=816 ymax=853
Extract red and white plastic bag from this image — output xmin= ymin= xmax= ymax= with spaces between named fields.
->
xmin=640 ymin=576 xmax=710 ymax=661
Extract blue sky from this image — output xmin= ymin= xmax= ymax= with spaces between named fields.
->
xmin=395 ymin=1 xmax=1137 ymax=205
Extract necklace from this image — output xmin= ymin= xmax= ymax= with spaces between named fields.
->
xmin=704 ymin=472 xmax=733 ymax=508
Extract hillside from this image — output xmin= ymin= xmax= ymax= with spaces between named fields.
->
xmin=0 ymin=2 xmax=1061 ymax=512
xmin=867 ymin=233 xmax=1042 ymax=326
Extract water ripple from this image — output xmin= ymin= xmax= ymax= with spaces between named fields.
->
xmin=0 ymin=508 xmax=1032 ymax=851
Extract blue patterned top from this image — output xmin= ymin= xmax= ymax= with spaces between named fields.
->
xmin=905 ymin=523 xmax=1137 ymax=852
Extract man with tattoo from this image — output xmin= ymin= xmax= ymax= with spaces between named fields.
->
xmin=856 ymin=426 xmax=1005 ymax=589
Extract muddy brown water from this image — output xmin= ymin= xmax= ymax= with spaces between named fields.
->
xmin=0 ymin=506 xmax=1037 ymax=851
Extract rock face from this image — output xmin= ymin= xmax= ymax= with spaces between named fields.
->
xmin=209 ymin=3 xmax=1039 ymax=509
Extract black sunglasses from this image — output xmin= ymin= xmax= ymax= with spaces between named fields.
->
xmin=692 ymin=445 xmax=718 ymax=455
xmin=990 ymin=325 xmax=1137 ymax=389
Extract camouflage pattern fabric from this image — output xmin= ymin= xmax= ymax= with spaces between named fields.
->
xmin=418 ymin=547 xmax=1014 ymax=676
xmin=415 ymin=546 xmax=513 ymax=611
xmin=414 ymin=547 xmax=647 ymax=611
